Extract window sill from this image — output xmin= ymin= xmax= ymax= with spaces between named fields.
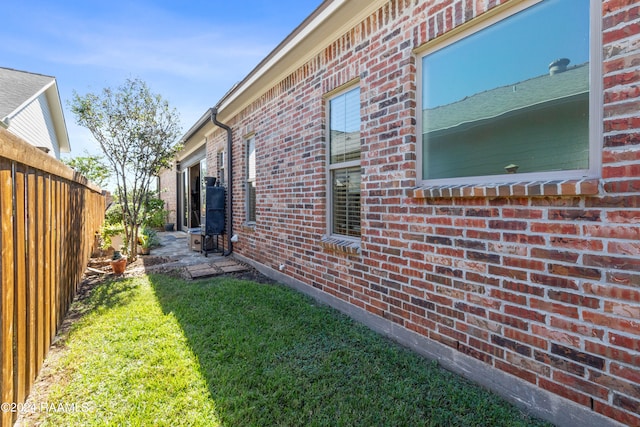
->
xmin=320 ymin=235 xmax=361 ymax=255
xmin=409 ymin=178 xmax=600 ymax=199
xmin=241 ymin=223 xmax=256 ymax=232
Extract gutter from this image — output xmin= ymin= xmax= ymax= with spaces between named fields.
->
xmin=210 ymin=107 xmax=233 ymax=256
xmin=180 ymin=108 xmax=214 ymax=144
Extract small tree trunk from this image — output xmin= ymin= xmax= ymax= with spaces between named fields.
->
xmin=129 ymin=223 xmax=139 ymax=261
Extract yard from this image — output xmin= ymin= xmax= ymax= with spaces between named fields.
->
xmin=18 ymin=270 xmax=551 ymax=426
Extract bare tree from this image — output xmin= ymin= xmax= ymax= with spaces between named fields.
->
xmin=72 ymin=78 xmax=181 ymax=259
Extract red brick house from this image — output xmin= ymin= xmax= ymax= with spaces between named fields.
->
xmin=159 ymin=1 xmax=640 ymax=425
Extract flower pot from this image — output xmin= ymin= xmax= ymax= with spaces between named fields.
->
xmin=138 ymin=246 xmax=150 ymax=255
xmin=164 ymin=223 xmax=175 ymax=232
xmin=111 ymin=258 xmax=127 ymax=274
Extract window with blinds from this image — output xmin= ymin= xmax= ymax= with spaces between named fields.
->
xmin=329 ymin=87 xmax=361 ymax=238
xmin=217 ymin=151 xmax=225 ymax=186
xmin=331 ymin=167 xmax=361 ymax=237
xmin=246 ymin=137 xmax=256 ymax=223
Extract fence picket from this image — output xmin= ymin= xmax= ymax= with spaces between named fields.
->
xmin=14 ymin=164 xmax=27 ymax=406
xmin=26 ymin=167 xmax=37 ymax=397
xmin=35 ymin=172 xmax=45 ymax=375
xmin=0 ymin=158 xmax=15 ymax=426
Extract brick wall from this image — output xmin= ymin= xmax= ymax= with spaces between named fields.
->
xmin=204 ymin=1 xmax=640 ymax=424
xmin=158 ymin=166 xmax=177 ymax=226
xmin=206 ymin=138 xmax=225 ymax=187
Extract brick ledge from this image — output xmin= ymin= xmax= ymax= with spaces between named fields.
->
xmin=409 ymin=178 xmax=600 ymax=199
xmin=320 ymin=235 xmax=361 ymax=255
xmin=241 ymin=223 xmax=256 ymax=232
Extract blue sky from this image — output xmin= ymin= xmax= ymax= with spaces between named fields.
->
xmin=1 ymin=0 xmax=322 ymax=157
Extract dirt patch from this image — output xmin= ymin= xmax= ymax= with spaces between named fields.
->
xmin=86 ymin=255 xmax=176 ymax=278
xmin=231 ymin=267 xmax=279 ymax=284
xmin=88 ymin=255 xmax=171 ymax=270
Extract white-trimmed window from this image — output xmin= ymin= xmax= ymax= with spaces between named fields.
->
xmin=418 ymin=0 xmax=598 ymax=185
xmin=246 ymin=137 xmax=256 ymax=223
xmin=217 ymin=150 xmax=225 ymax=187
xmin=199 ymin=158 xmax=207 ymax=224
xmin=328 ymin=86 xmax=361 ymax=238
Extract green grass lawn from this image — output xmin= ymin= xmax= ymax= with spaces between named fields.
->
xmin=30 ymin=273 xmax=551 ymax=426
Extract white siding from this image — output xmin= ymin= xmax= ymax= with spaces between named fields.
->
xmin=8 ymin=93 xmax=59 ymax=158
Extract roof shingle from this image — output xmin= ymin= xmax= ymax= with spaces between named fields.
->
xmin=0 ymin=67 xmax=55 ymax=119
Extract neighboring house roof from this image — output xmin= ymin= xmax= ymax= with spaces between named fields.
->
xmin=424 ymin=63 xmax=589 ymax=134
xmin=0 ymin=67 xmax=71 ymax=157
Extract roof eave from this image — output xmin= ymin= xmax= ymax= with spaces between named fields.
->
xmin=175 ymin=108 xmax=215 ymax=162
xmin=44 ymin=81 xmax=71 ymax=153
xmin=180 ymin=107 xmax=213 ymax=143
xmin=214 ymin=0 xmax=385 ymax=122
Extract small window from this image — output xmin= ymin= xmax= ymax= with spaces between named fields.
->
xmin=217 ymin=151 xmax=225 ymax=187
xmin=419 ymin=0 xmax=594 ymax=184
xmin=246 ymin=137 xmax=256 ymax=223
xmin=328 ymin=87 xmax=361 ymax=238
xmin=200 ymin=158 xmax=207 ymax=224
xmin=182 ymin=169 xmax=189 ymax=229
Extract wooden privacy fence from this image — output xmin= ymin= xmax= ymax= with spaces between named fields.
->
xmin=0 ymin=129 xmax=105 ymax=426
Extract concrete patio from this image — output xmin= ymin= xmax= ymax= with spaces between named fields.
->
xmin=135 ymin=231 xmax=249 ymax=279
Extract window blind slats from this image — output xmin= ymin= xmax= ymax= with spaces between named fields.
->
xmin=330 ymin=87 xmax=361 ymax=238
xmin=246 ymin=138 xmax=256 ymax=222
xmin=332 ymin=167 xmax=361 ymax=237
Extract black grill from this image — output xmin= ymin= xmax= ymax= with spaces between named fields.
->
xmin=205 ymin=177 xmax=225 ymax=235
xmin=201 ymin=177 xmax=225 ymax=256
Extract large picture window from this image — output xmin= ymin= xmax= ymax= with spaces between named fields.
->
xmin=328 ymin=87 xmax=361 ymax=238
xmin=420 ymin=0 xmax=593 ymax=183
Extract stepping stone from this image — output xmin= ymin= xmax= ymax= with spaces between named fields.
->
xmin=187 ymin=264 xmax=221 ymax=279
xmin=187 ymin=264 xmax=210 ymax=271
xmin=186 ymin=260 xmax=248 ymax=278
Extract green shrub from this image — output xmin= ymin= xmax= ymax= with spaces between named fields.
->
xmin=140 ymin=226 xmax=160 ymax=249
xmin=104 ymin=202 xmax=123 ymax=227
xmin=100 ymin=222 xmax=125 ymax=250
xmin=143 ymin=195 xmax=168 ymax=229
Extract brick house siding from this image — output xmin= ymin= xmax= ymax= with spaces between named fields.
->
xmin=158 ymin=166 xmax=177 ymax=225
xmin=206 ymin=139 xmax=225 ymax=189
xmin=167 ymin=1 xmax=640 ymax=425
